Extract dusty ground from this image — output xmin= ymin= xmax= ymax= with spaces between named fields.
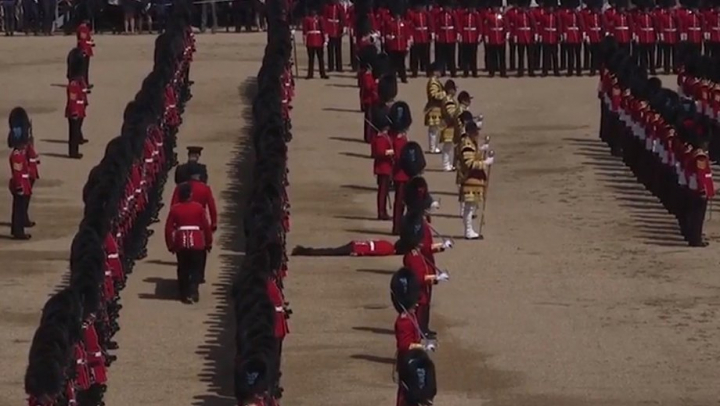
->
xmin=1 ymin=34 xmax=719 ymax=406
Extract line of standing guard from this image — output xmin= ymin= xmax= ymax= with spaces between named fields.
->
xmin=299 ymin=0 xmax=720 ymax=79
xmin=598 ymin=36 xmax=714 ymax=247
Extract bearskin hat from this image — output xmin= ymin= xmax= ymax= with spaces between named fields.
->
xmin=391 ymin=267 xmax=421 ymax=313
xmin=388 ymin=101 xmax=412 ymax=133
xmin=378 ymin=75 xmax=398 ymax=103
xmin=358 ymin=44 xmax=379 ymax=69
xmin=395 ymin=211 xmax=425 ymax=254
xmin=234 ymin=354 xmax=272 ymax=402
xmin=404 ymin=176 xmax=433 ymax=213
xmin=66 ymin=47 xmax=85 ymax=80
xmin=372 ymin=107 xmax=392 ymax=130
xmin=7 ymin=107 xmax=30 ymax=148
xmin=399 ymin=142 xmax=426 ymax=178
xmin=399 ymin=349 xmax=437 ymax=405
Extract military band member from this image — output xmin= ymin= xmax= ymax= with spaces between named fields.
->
xmin=164 ymin=182 xmax=213 ymax=304
xmin=175 ymin=146 xmax=208 ymax=184
xmin=439 ymin=80 xmax=458 ymax=172
xmin=8 ymin=126 xmax=32 ymax=240
xmin=424 ymin=62 xmax=446 ymax=154
xmin=458 ymin=121 xmax=493 ymax=239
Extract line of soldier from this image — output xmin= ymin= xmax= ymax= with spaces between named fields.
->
xmin=23 ymin=4 xmax=195 ymax=406
xmin=300 ymin=0 xmax=720 ymax=79
xmin=598 ymin=36 xmax=714 ymax=247
xmin=232 ymin=1 xmax=296 ymax=405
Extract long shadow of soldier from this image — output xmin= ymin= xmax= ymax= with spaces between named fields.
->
xmin=138 ymin=277 xmax=180 ymax=301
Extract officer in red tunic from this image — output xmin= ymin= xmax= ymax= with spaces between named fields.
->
xmin=8 ymin=107 xmax=36 ymax=229
xmin=509 ymin=0 xmax=535 ymax=76
xmin=633 ymin=0 xmax=657 ymax=75
xmin=383 ymin=5 xmax=412 ymax=83
xmin=171 ymin=163 xmax=217 ymax=284
xmin=389 ymin=101 xmax=411 ymax=234
xmin=322 ymin=0 xmax=345 ymax=72
xmin=371 ymin=113 xmax=394 ymax=220
xmin=686 ymin=140 xmax=714 ymax=247
xmin=302 ymin=5 xmax=329 ymax=79
xmin=435 ymin=2 xmax=458 ymax=77
xmin=65 ymin=50 xmax=89 ymax=159
xmin=76 ymin=19 xmax=95 ymax=85
xmin=484 ymin=0 xmax=508 ymax=78
xmin=8 ymin=126 xmax=32 ymax=240
xmin=407 ymin=0 xmax=433 ymax=77
xmin=580 ymin=0 xmax=604 ymax=75
xmin=266 ymin=274 xmax=289 ymax=386
xmin=538 ymin=0 xmax=561 ymax=77
xmin=678 ymin=0 xmax=703 ymax=56
xmin=559 ymin=0 xmax=583 ymax=76
xmin=656 ymin=0 xmax=680 ymax=74
xmin=703 ymin=0 xmax=720 ymax=58
xmin=457 ymin=0 xmax=481 ymax=77
xmin=164 ymin=183 xmax=213 ymax=303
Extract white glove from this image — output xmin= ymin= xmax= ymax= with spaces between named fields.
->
xmin=430 ymin=200 xmax=441 ymax=210
xmin=484 ymin=157 xmax=495 ymax=165
xmin=480 ymin=144 xmax=490 ymax=151
xmin=436 ymin=271 xmax=450 ymax=281
xmin=291 ymin=29 xmax=296 ymax=36
xmin=425 ymin=342 xmax=437 ymax=352
xmin=441 ymin=239 xmax=453 ymax=249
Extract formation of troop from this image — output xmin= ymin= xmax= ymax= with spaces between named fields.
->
xmin=598 ymin=35 xmax=714 ymax=247
xmin=22 ymin=3 xmax=196 ymax=406
xmin=298 ymin=0 xmax=720 ymax=80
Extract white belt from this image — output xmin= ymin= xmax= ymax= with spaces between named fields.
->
xmin=590 ymin=27 xmax=601 ymax=31
xmin=308 ymin=30 xmax=321 ymax=34
xmin=544 ymin=28 xmax=557 ymax=31
xmin=21 ymin=174 xmax=29 ymax=178
xmin=640 ymin=28 xmax=654 ymax=31
xmin=616 ymin=27 xmax=629 ymax=30
xmin=664 ymin=28 xmax=677 ymax=31
xmin=75 ymin=101 xmax=84 ymax=105
xmin=178 ymin=226 xmax=200 ymax=231
xmin=135 ymin=188 xmax=141 ymax=193
xmin=144 ymin=158 xmax=153 ymax=163
xmin=29 ymin=158 xmax=38 ymax=163
xmin=490 ymin=28 xmax=503 ymax=31
xmin=463 ymin=27 xmax=477 ymax=31
xmin=689 ymin=28 xmax=701 ymax=31
xmin=441 ymin=26 xmax=454 ymax=30
xmin=518 ymin=27 xmax=531 ymax=30
xmin=369 ymin=241 xmax=375 ymax=251
xmin=328 ymin=19 xmax=339 ymax=22
xmin=275 ymin=306 xmax=284 ymax=312
xmin=416 ymin=27 xmax=428 ymax=30
xmin=108 ymin=253 xmax=119 ymax=259
xmin=567 ymin=27 xmax=579 ymax=30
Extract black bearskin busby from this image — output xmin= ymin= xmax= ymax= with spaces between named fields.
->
xmin=404 ymin=175 xmax=433 ymax=213
xmin=395 ymin=211 xmax=425 ymax=254
xmin=8 ymin=107 xmax=31 ymax=148
xmin=388 ymin=101 xmax=412 ymax=133
xmin=67 ymin=47 xmax=85 ymax=80
xmin=377 ymin=74 xmax=398 ymax=103
xmin=399 ymin=142 xmax=427 ymax=178
xmin=391 ymin=267 xmax=421 ymax=313
xmin=399 ymin=348 xmax=437 ymax=406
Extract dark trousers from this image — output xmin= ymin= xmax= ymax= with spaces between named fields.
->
xmin=3 ymin=3 xmax=16 ymax=34
xmin=516 ymin=42 xmax=531 ymax=76
xmin=388 ymin=50 xmax=407 ymax=82
xmin=83 ymin=55 xmax=91 ymax=84
xmin=583 ymin=41 xmax=590 ymax=70
xmin=532 ymin=43 xmax=542 ymax=69
xmin=459 ymin=43 xmax=478 ymax=77
xmin=635 ymin=43 xmax=656 ymax=75
xmin=376 ymin=174 xmax=390 ymax=218
xmin=659 ymin=43 xmax=677 ymax=73
xmin=417 ymin=302 xmax=430 ymax=333
xmin=560 ymin=43 xmax=567 ymax=70
xmin=487 ymin=44 xmax=506 ymax=77
xmin=436 ymin=43 xmax=456 ymax=77
xmin=350 ymin=37 xmax=357 ymax=71
xmin=199 ymin=250 xmax=208 ymax=282
xmin=392 ymin=181 xmax=406 ymax=235
xmin=706 ymin=41 xmax=720 ymax=59
xmin=327 ymin=37 xmax=342 ymax=72
xmin=542 ymin=43 xmax=559 ymax=76
xmin=409 ymin=43 xmax=430 ymax=77
xmin=509 ymin=41 xmax=516 ymax=70
xmin=23 ymin=0 xmax=39 ymax=33
xmin=686 ymin=196 xmax=708 ymax=246
xmin=306 ymin=46 xmax=326 ymax=78
xmin=68 ymin=117 xmax=83 ymax=157
xmin=588 ymin=42 xmax=600 ymax=75
xmin=176 ymin=249 xmax=204 ymax=298
xmin=11 ymin=193 xmax=29 ymax=237
xmin=41 ymin=0 xmax=56 ymax=34
xmin=565 ymin=43 xmax=582 ymax=76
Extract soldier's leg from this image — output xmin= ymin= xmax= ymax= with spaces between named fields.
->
xmin=326 ymin=40 xmax=334 ymax=72
xmin=292 ymin=243 xmax=354 ymax=256
xmin=423 ymin=43 xmax=431 ymax=76
xmin=441 ymin=140 xmax=454 ymax=171
xmin=574 ymin=44 xmax=582 ymax=76
xmin=483 ymin=43 xmax=489 ymax=72
xmin=509 ymin=41 xmax=516 ymax=71
xmin=24 ymin=182 xmax=33 ymax=226
xmin=462 ymin=200 xmax=479 ymax=239
xmin=377 ymin=174 xmax=390 ymax=219
xmin=306 ymin=47 xmax=314 ymax=78
xmin=517 ymin=43 xmax=525 ymax=77
xmin=542 ymin=43 xmax=549 ymax=76
xmin=318 ymin=46 xmax=327 ymax=78
xmin=590 ymin=42 xmax=599 ymax=75
xmin=189 ymin=249 xmax=204 ymax=301
xmin=68 ymin=118 xmax=80 ymax=157
xmin=552 ymin=44 xmax=559 ymax=76
xmin=199 ymin=247 xmax=207 ymax=284
xmin=398 ymin=52 xmax=408 ymax=83
xmin=336 ymin=37 xmax=343 ymax=71
xmin=560 ymin=43 xmax=567 ymax=70
xmin=448 ymin=44 xmax=457 ymax=77
xmin=392 ymin=182 xmax=406 ymax=235
xmin=470 ymin=43 xmax=478 ymax=77
xmin=583 ymin=41 xmax=590 ymax=70
xmin=499 ymin=43 xmax=507 ymax=77
xmin=11 ymin=193 xmax=26 ymax=237
xmin=175 ymin=251 xmax=190 ymax=301
xmin=566 ymin=44 xmax=574 ymax=76
xmin=459 ymin=43 xmax=467 ymax=76
xmin=350 ymin=37 xmax=357 ymax=71
xmin=487 ymin=45 xmax=497 ymax=76
xmin=648 ymin=44 xmax=656 ymax=75
xmin=410 ymin=45 xmax=419 ymax=77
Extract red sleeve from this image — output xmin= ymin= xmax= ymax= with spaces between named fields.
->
xmin=371 ymin=136 xmax=383 ymax=158
xmin=201 ymin=206 xmax=213 ymax=247
xmin=165 ymin=208 xmax=176 ymax=250
xmin=206 ymin=185 xmax=218 ymax=229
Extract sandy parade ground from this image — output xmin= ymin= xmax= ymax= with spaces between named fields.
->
xmin=1 ymin=31 xmax=719 ymax=406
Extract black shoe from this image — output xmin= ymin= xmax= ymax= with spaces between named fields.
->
xmin=25 ymin=221 xmax=36 ymax=228
xmin=424 ymin=330 xmax=438 ymax=339
xmin=80 ymin=138 xmax=89 ymax=144
xmin=69 ymin=153 xmax=83 ymax=159
xmin=11 ymin=234 xmax=32 ymax=240
xmin=199 ymin=278 xmax=206 ymax=284
xmin=191 ymin=292 xmax=200 ymax=302
xmin=689 ymin=240 xmax=709 ymax=247
xmin=107 ymin=341 xmax=120 ymax=350
xmin=321 ymin=75 xmax=329 ymax=79
xmin=181 ymin=296 xmax=193 ymax=304
xmin=305 ymin=75 xmax=314 ymax=79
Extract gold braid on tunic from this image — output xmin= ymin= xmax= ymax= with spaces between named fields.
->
xmin=439 ymin=96 xmax=458 ymax=144
xmin=424 ymin=77 xmax=446 ymax=127
xmin=457 ymin=136 xmax=488 ymax=203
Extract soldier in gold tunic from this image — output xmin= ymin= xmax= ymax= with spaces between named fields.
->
xmin=423 ymin=62 xmax=446 ymax=154
xmin=439 ymin=80 xmax=458 ymax=171
xmin=457 ymin=121 xmax=494 ymax=239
